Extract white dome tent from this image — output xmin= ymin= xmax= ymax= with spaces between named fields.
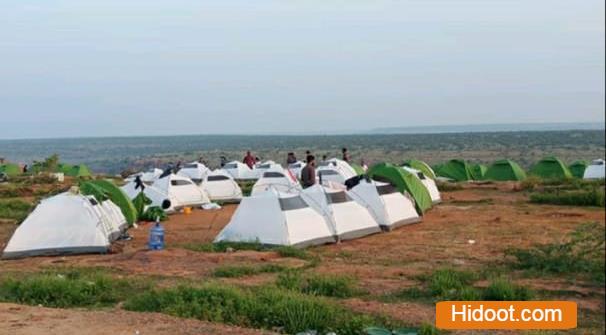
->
xmin=223 ymin=161 xmax=258 ymax=180
xmin=178 ymin=162 xmax=211 ymax=184
xmin=402 ymin=166 xmax=441 ymax=204
xmin=2 ymin=192 xmax=124 ymax=259
xmin=215 ymin=190 xmax=335 ymax=247
xmin=348 ymin=180 xmax=420 ymax=230
xmin=202 ymin=169 xmax=243 ymax=202
xmin=583 ymin=159 xmax=605 ymax=180
xmin=251 ymin=166 xmax=301 ymax=196
xmin=126 ymin=168 xmax=164 ymax=184
xmin=151 ymin=174 xmax=210 ymax=210
xmin=317 ymin=158 xmax=357 ymax=185
xmin=301 ymin=184 xmax=382 ymax=241
xmin=121 ymin=181 xmax=171 ymax=210
xmin=254 ymin=160 xmax=281 ymax=178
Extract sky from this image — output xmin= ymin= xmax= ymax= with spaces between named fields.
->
xmin=0 ymin=0 xmax=604 ymax=139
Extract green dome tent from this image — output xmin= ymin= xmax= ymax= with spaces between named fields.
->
xmin=367 ymin=163 xmax=432 ymax=214
xmin=484 ymin=160 xmax=527 ymax=181
xmin=568 ymin=161 xmax=587 ymax=179
xmin=470 ymin=164 xmax=487 ymax=180
xmin=402 ymin=159 xmax=436 ymax=179
xmin=0 ymin=163 xmax=22 ymax=177
xmin=350 ymin=163 xmax=366 ymax=176
xmin=529 ymin=157 xmax=572 ymax=180
xmin=435 ymin=159 xmax=473 ymax=181
xmin=66 ymin=165 xmax=92 ymax=178
xmin=81 ymin=179 xmax=138 ymax=226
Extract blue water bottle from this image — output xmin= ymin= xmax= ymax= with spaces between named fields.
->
xmin=148 ymin=217 xmax=164 ymax=250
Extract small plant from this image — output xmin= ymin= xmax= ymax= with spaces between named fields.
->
xmin=436 ymin=182 xmax=463 ymax=192
xmin=275 ymin=246 xmax=310 ymax=260
xmin=482 ymin=279 xmax=533 ymax=301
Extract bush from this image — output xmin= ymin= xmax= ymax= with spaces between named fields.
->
xmin=212 ymin=264 xmax=286 ymax=278
xmin=529 ymin=189 xmax=605 ymax=207
xmin=482 ymin=279 xmax=533 ymax=301
xmin=124 ymin=284 xmax=373 ymax=335
xmin=0 ymin=199 xmax=33 ymax=222
xmin=0 ymin=269 xmax=134 ymax=308
xmin=506 ymin=222 xmax=605 ymax=283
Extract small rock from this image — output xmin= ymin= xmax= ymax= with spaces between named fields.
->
xmin=225 ymin=247 xmax=235 ymax=253
xmin=467 ymin=239 xmax=476 ymax=245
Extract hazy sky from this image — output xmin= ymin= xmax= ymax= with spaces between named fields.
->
xmin=0 ymin=1 xmax=604 ymax=139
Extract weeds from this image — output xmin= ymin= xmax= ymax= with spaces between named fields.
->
xmin=124 ymin=284 xmax=374 ymax=335
xmin=506 ymin=222 xmax=605 ymax=283
xmin=482 ymin=279 xmax=534 ymax=301
xmin=277 ymin=271 xmax=358 ymax=298
xmin=529 ymin=188 xmax=605 ymax=207
xmin=0 ymin=199 xmax=33 ymax=222
xmin=0 ymin=268 xmax=137 ymax=308
xmin=436 ymin=182 xmax=463 ymax=192
xmin=428 ymin=269 xmax=477 ymax=300
xmin=183 ymin=242 xmax=314 ymax=261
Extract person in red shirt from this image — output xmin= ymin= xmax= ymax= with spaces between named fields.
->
xmin=243 ymin=151 xmax=256 ymax=169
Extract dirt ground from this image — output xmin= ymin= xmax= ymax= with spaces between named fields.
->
xmin=0 ymin=182 xmax=604 ymax=334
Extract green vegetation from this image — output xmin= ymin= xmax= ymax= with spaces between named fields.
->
xmin=212 ymin=264 xmax=287 ymax=278
xmin=0 ymin=199 xmax=33 ymax=222
xmin=388 ymin=269 xmax=533 ymax=303
xmin=123 ymin=284 xmax=374 ymax=335
xmin=277 ymin=271 xmax=358 ymax=298
xmin=482 ymin=279 xmax=534 ymax=301
xmin=0 ymin=268 xmax=139 ymax=308
xmin=530 ymin=188 xmax=605 ymax=207
xmin=507 ymin=223 xmax=605 ymax=283
xmin=435 ymin=181 xmax=463 ymax=192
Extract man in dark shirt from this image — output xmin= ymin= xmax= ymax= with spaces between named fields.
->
xmin=342 ymin=147 xmax=351 ymax=162
xmin=300 ymin=155 xmax=316 ymax=188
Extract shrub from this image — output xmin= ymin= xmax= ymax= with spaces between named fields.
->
xmin=507 ymin=222 xmax=605 ymax=283
xmin=482 ymin=279 xmax=533 ymax=301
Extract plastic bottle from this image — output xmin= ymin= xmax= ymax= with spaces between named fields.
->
xmin=148 ymin=217 xmax=165 ymax=250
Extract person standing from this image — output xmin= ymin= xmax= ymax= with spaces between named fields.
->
xmin=342 ymin=148 xmax=351 ymax=162
xmin=286 ymin=152 xmax=297 ymax=165
xmin=243 ymin=151 xmax=256 ymax=169
xmin=300 ymin=155 xmax=316 ymax=188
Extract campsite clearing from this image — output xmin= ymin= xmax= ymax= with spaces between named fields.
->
xmin=0 ymin=182 xmax=604 ymax=334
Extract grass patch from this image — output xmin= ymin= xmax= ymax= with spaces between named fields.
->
xmin=529 ymin=188 xmax=605 ymax=207
xmin=277 ymin=271 xmax=359 ymax=298
xmin=0 ymin=199 xmax=34 ymax=222
xmin=506 ymin=222 xmax=605 ymax=284
xmin=124 ymin=284 xmax=374 ymax=335
xmin=183 ymin=242 xmax=314 ymax=261
xmin=386 ymin=269 xmax=533 ymax=303
xmin=212 ymin=264 xmax=287 ymax=278
xmin=482 ymin=279 xmax=534 ymax=301
xmin=0 ymin=268 xmax=140 ymax=308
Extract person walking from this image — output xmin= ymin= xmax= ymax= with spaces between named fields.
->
xmin=300 ymin=155 xmax=316 ymax=188
xmin=243 ymin=151 xmax=256 ymax=169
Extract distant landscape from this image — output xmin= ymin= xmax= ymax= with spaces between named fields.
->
xmin=1 ymin=128 xmax=604 ymax=175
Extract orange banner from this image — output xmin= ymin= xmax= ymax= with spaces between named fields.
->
xmin=436 ymin=301 xmax=577 ymax=329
